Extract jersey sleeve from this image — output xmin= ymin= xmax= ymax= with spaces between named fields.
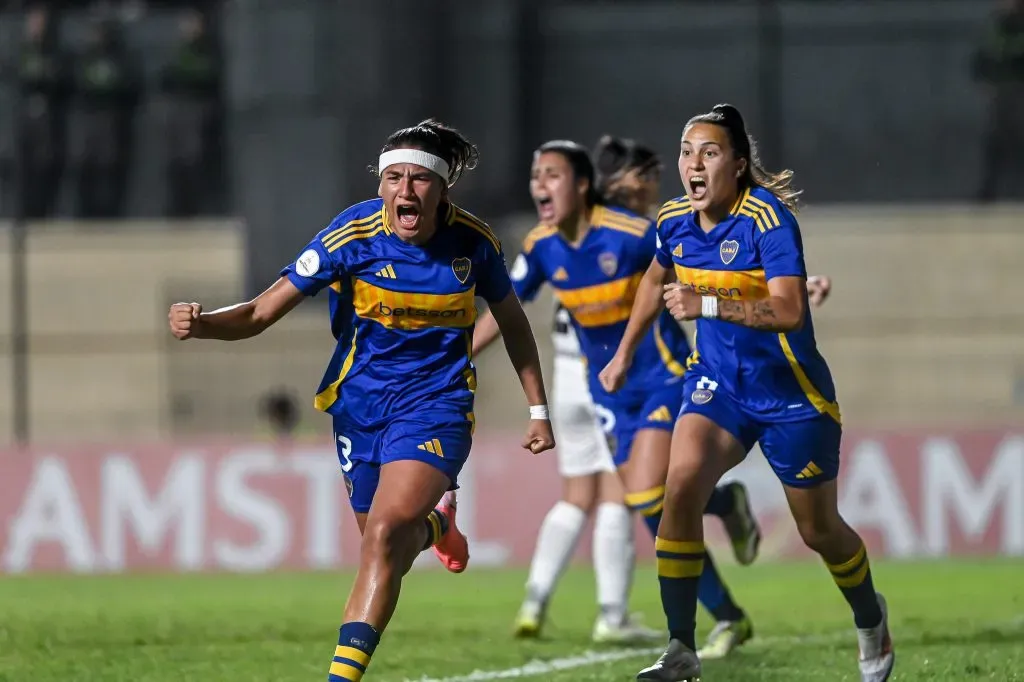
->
xmin=758 ymin=209 xmax=808 ymax=280
xmin=475 ymin=235 xmax=514 ymax=304
xmin=654 ymin=219 xmax=674 ymax=268
xmin=508 ymin=242 xmax=547 ymax=303
xmin=280 ymin=226 xmax=346 ymax=296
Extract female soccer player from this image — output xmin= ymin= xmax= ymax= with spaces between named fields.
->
xmin=507 ymin=137 xmax=671 ymax=645
xmin=474 ymin=139 xmax=759 ymax=654
xmin=168 ymin=119 xmax=555 ymax=682
xmin=601 ymin=104 xmax=893 ymax=682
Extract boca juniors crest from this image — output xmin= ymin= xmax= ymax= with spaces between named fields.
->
xmin=719 ymin=240 xmax=739 ymax=265
xmin=598 ymin=252 xmax=618 ymax=277
xmin=451 ymin=257 xmax=472 ymax=284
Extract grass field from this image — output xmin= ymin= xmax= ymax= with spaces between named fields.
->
xmin=1 ymin=560 xmax=1022 ymax=681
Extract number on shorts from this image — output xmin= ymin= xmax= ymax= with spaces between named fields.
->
xmin=594 ymin=404 xmax=616 ymax=434
xmin=336 ymin=434 xmax=354 ymax=472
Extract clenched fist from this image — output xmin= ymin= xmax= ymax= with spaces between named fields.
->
xmin=806 ymin=275 xmax=832 ymax=307
xmin=169 ymin=302 xmax=203 ymax=340
xmin=523 ymin=418 xmax=555 ymax=455
xmin=663 ymin=283 xmax=702 ymax=321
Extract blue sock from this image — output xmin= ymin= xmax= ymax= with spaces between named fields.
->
xmin=329 ymin=622 xmax=380 ymax=681
xmin=704 ymin=484 xmax=735 ymax=518
xmin=697 ymin=549 xmax=745 ymax=622
xmin=656 ymin=537 xmax=703 ymax=651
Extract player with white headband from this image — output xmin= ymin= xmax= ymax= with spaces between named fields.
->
xmin=167 ymin=118 xmax=554 ymax=682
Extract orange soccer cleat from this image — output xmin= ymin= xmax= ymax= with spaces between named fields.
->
xmin=432 ymin=491 xmax=470 ymax=573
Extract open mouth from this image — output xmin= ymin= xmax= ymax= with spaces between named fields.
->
xmin=535 ymin=196 xmax=555 ymax=221
xmin=688 ymin=176 xmax=707 ymax=201
xmin=396 ymin=204 xmax=420 ymax=229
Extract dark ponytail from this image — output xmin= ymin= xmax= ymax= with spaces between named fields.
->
xmin=685 ymin=103 xmax=801 ymax=212
xmin=374 ymin=118 xmax=479 ymax=187
xmin=593 ymin=134 xmax=660 ymax=207
xmin=536 ymin=139 xmax=601 ymax=206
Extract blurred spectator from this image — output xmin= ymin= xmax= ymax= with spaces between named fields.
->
xmin=73 ymin=18 xmax=142 ymax=218
xmin=159 ymin=9 xmax=223 ymax=217
xmin=13 ymin=5 xmax=70 ymax=219
xmin=260 ymin=388 xmax=301 ymax=443
xmin=973 ymin=0 xmax=1024 ymax=202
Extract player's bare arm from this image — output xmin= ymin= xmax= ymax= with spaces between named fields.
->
xmin=487 ymin=289 xmax=555 ymax=454
xmin=663 ymin=275 xmax=805 ymax=333
xmin=471 ymin=306 xmax=502 ymax=355
xmin=599 ymin=257 xmax=674 ymax=392
xmin=168 ymin=276 xmax=305 ymax=341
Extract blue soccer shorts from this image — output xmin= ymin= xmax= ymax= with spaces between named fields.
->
xmin=591 ymin=381 xmax=684 ymax=468
xmin=679 ymin=368 xmax=842 ymax=488
xmin=332 ymin=411 xmax=473 ymax=514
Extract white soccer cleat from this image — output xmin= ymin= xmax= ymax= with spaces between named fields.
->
xmin=592 ymin=613 xmax=663 ymax=644
xmin=721 ymin=482 xmax=761 ymax=566
xmin=636 ymin=639 xmax=702 ymax=681
xmin=857 ymin=593 xmax=895 ymax=682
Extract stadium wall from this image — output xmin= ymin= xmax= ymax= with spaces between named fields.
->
xmin=0 ymin=206 xmax=1022 ymax=572
xmin=0 ymin=429 xmax=1021 ymax=573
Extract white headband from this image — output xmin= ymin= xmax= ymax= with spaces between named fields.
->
xmin=378 ymin=149 xmax=450 ymax=184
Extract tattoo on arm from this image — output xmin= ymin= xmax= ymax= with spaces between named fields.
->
xmin=718 ymin=298 xmax=781 ymax=330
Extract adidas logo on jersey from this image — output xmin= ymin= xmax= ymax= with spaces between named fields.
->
xmin=646 ymin=406 xmax=673 ymax=422
xmin=375 ymin=264 xmax=397 ymax=279
xmin=673 ymin=244 xmax=683 ymax=258
xmin=553 ymin=267 xmax=569 ymax=281
xmin=795 ymin=461 xmax=824 ymax=480
xmin=417 ymin=438 xmax=445 ymax=458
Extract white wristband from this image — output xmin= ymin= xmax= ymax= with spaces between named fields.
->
xmin=701 ymin=296 xmax=720 ymax=319
xmin=529 ymin=404 xmax=550 ymax=420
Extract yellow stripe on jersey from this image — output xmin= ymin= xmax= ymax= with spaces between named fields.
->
xmin=523 ymin=224 xmax=559 ymax=254
xmin=737 ymin=192 xmax=782 ymax=232
xmin=314 ymin=328 xmax=359 ymax=412
xmin=653 ymin=318 xmax=686 ymax=376
xmin=657 ymin=198 xmax=692 ymax=224
xmin=452 ymin=206 xmax=502 ymax=254
xmin=325 ymin=218 xmax=387 ymax=253
xmin=592 ymin=205 xmax=648 ymax=237
xmin=352 ymin=279 xmax=477 ymax=330
xmin=777 ymin=334 xmax=842 ymax=424
xmin=554 ymin=273 xmax=643 ymax=327
xmin=321 ymin=211 xmax=383 ymax=247
xmin=674 ymin=266 xmax=770 ymax=300
xmin=657 ymin=203 xmax=694 ymax=226
xmin=729 ymin=188 xmax=751 ymax=216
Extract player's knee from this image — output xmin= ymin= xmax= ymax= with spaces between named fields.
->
xmin=562 ymin=476 xmax=599 ymax=513
xmin=793 ymin=511 xmax=845 ymax=555
xmin=664 ymin=464 xmax=703 ymax=513
xmin=361 ymin=512 xmax=422 ymax=563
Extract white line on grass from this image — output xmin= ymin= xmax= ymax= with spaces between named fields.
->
xmin=402 ymin=615 xmax=1024 ymax=682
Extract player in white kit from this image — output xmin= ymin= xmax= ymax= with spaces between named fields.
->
xmin=512 ymin=300 xmax=657 ymax=643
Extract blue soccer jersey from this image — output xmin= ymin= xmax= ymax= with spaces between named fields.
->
xmin=510 ymin=203 xmax=690 ymax=400
xmin=509 ymin=204 xmax=690 ymax=465
xmin=282 ymin=198 xmax=512 ymax=431
xmin=655 ymin=186 xmax=841 ymax=425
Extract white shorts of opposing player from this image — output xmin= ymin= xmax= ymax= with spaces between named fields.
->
xmin=513 ymin=307 xmax=660 ymax=644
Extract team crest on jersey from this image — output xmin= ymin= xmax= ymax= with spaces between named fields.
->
xmin=598 ymin=252 xmax=618 ymax=276
xmin=451 ymin=257 xmax=472 ymax=284
xmin=719 ymin=240 xmax=739 ymax=265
